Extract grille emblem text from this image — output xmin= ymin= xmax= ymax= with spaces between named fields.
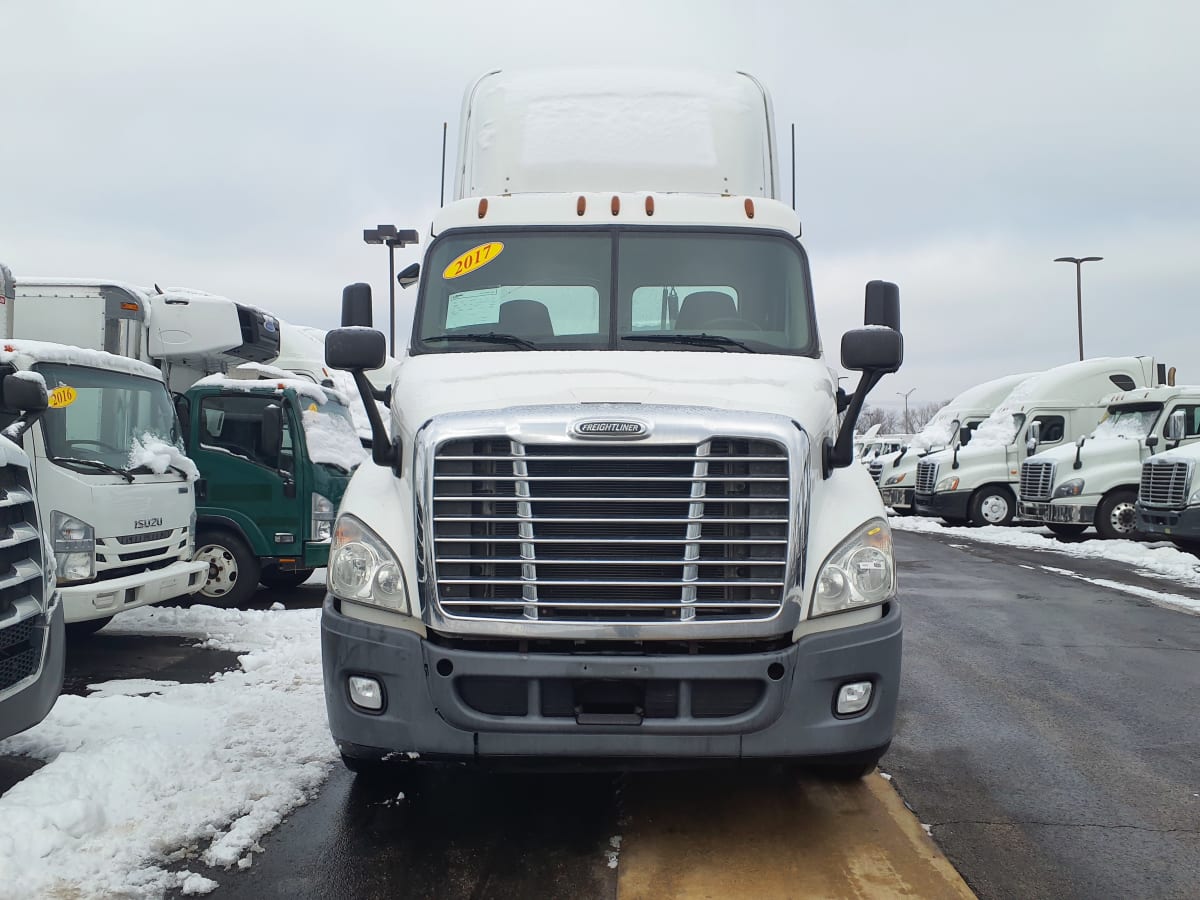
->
xmin=572 ymin=420 xmax=649 ymax=439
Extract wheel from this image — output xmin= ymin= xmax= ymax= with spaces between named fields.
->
xmin=969 ymin=486 xmax=1015 ymax=527
xmin=193 ymin=528 xmax=261 ymax=605
xmin=1047 ymin=523 xmax=1087 ymax=539
xmin=66 ymin=616 xmax=113 ymax=639
xmin=1095 ymin=488 xmax=1141 ymax=541
xmin=260 ymin=567 xmax=316 ymax=590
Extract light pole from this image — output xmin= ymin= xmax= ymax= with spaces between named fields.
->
xmin=1054 ymin=256 xmax=1102 ymax=361
xmin=896 ymin=388 xmax=915 ymax=433
xmin=363 ymin=225 xmax=419 ymax=356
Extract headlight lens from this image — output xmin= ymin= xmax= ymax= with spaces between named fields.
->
xmin=328 ymin=514 xmax=410 ymax=615
xmin=936 ymin=475 xmax=960 ymax=492
xmin=884 ymin=472 xmax=906 ymax=485
xmin=1053 ymin=478 xmax=1085 ymax=499
xmin=51 ymin=510 xmax=96 ymax=584
xmin=813 ymin=518 xmax=896 ymax=617
xmin=311 ymin=492 xmax=336 ymax=543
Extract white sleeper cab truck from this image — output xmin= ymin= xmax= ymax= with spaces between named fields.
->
xmin=0 ymin=269 xmax=64 ymax=740
xmin=1136 ymin=410 xmax=1200 ymax=550
xmin=320 ymin=69 xmax=906 ymax=779
xmin=0 ymin=342 xmax=206 ymax=634
xmin=1020 ymin=379 xmax=1194 ymax=540
xmin=913 ymin=357 xmax=1165 ymax=527
xmin=873 ymin=372 xmax=1032 ymax=514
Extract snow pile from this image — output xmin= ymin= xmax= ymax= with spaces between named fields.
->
xmin=0 ymin=604 xmax=335 ymax=898
xmin=128 ymin=432 xmax=200 ymax=480
xmin=301 ymin=408 xmax=368 ymax=469
xmin=968 ymin=409 xmax=1021 ymax=449
xmin=0 ymin=340 xmax=162 ymax=380
xmin=1091 ymin=409 xmax=1156 ymax=440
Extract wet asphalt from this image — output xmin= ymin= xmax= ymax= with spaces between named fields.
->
xmin=4 ymin=532 xmax=1200 ymax=898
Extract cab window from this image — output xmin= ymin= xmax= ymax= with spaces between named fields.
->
xmin=199 ymin=395 xmax=291 ymax=470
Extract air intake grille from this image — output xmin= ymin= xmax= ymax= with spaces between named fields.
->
xmin=915 ymin=460 xmax=938 ymax=495
xmin=430 ymin=438 xmax=790 ymax=623
xmin=868 ymin=460 xmax=884 ymax=485
xmin=1140 ymin=459 xmax=1189 ymax=508
xmin=1020 ymin=461 xmax=1056 ymax=501
xmin=0 ymin=464 xmax=44 ymax=620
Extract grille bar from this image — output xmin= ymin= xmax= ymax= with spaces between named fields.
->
xmin=915 ymin=460 xmax=938 ymax=495
xmin=440 ymin=600 xmax=781 ymax=610
xmin=1140 ymin=460 xmax=1190 ymax=508
xmin=436 ymin=557 xmax=788 ymax=566
xmin=1020 ymin=461 xmax=1056 ymax=501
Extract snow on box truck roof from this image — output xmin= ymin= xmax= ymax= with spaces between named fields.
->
xmin=454 ymin=69 xmax=779 ymax=200
xmin=0 ymin=339 xmax=163 ymax=380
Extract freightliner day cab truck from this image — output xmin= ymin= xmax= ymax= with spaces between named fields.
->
xmin=321 ymin=70 xmax=907 ymax=778
xmin=0 ymin=264 xmax=63 ymax=740
xmin=1020 ymin=379 xmax=1195 ymax=540
xmin=872 ymin=372 xmax=1032 ymax=514
xmin=913 ymin=357 xmax=1169 ymax=528
xmin=1136 ymin=413 xmax=1200 ymax=550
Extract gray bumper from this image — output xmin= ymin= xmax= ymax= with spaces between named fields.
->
xmin=880 ymin=486 xmax=913 ymax=510
xmin=1018 ymin=500 xmax=1096 ymax=525
xmin=322 ymin=595 xmax=901 ymax=762
xmin=0 ymin=595 xmax=65 ymax=742
xmin=1137 ymin=505 xmax=1200 ymax=541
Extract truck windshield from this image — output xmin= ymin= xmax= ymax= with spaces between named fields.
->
xmin=1092 ymin=404 xmax=1161 ymax=439
xmin=35 ymin=363 xmax=180 ymax=472
xmin=970 ymin=411 xmax=1027 ymax=449
xmin=300 ymin=398 xmax=367 ymax=472
xmin=414 ymin=229 xmax=816 ymax=355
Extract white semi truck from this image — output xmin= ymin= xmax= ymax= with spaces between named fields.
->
xmin=872 ymin=372 xmax=1033 ymax=514
xmin=1019 ymin=381 xmax=1194 ymax=540
xmin=1136 ymin=413 xmax=1200 ymax=550
xmin=320 ymin=69 xmax=906 ymax=778
xmin=913 ymin=357 xmax=1168 ymax=527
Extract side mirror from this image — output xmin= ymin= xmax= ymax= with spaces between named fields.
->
xmin=2 ymin=373 xmax=49 ymax=413
xmin=1145 ymin=434 xmax=1159 ymax=450
xmin=959 ymin=425 xmax=972 ymax=446
xmin=864 ymin=281 xmax=901 ymax=330
xmin=1026 ymin=421 xmax=1042 ymax=453
xmin=261 ymin=403 xmax=283 ymax=459
xmin=326 ymin=327 xmax=387 ymax=372
xmin=1165 ymin=409 xmax=1186 ymax=442
xmin=841 ymin=327 xmax=903 ymax=373
xmin=341 ymin=283 xmax=374 ymax=328
xmin=397 ymin=262 xmax=421 ymax=289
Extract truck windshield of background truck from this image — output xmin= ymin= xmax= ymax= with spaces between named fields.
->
xmin=1091 ymin=404 xmax=1161 ymax=440
xmin=969 ymin=411 xmax=1027 ymax=449
xmin=414 ymin=229 xmax=816 ymax=356
xmin=34 ymin=363 xmax=180 ymax=475
xmin=299 ymin=397 xmax=368 ymax=472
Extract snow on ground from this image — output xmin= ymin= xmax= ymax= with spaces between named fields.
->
xmin=892 ymin=515 xmax=1200 ymax=613
xmin=0 ymin=604 xmax=334 ymax=899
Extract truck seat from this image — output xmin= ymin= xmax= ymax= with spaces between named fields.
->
xmin=675 ymin=291 xmax=738 ymax=330
xmin=498 ymin=299 xmax=554 ymax=338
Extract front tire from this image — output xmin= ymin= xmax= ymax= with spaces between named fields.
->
xmin=969 ymin=486 xmax=1015 ymax=527
xmin=1095 ymin=488 xmax=1141 ymax=541
xmin=194 ymin=528 xmax=261 ymax=606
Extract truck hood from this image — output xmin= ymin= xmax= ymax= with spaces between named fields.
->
xmin=1027 ymin=437 xmax=1143 ymax=471
xmin=390 ymin=351 xmax=837 ymax=440
xmin=921 ymin=443 xmax=1012 ymax=475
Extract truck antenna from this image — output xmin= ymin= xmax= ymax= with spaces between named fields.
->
xmin=790 ymin=123 xmax=796 ymax=211
xmin=440 ymin=122 xmax=448 ymax=208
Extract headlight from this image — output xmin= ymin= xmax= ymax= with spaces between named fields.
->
xmin=884 ymin=472 xmax=906 ymax=486
xmin=328 ymin=514 xmax=410 ymax=615
xmin=1053 ymin=478 xmax=1085 ymax=499
xmin=51 ymin=510 xmax=96 ymax=584
xmin=812 ymin=518 xmax=896 ymax=618
xmin=936 ymin=475 xmax=960 ymax=492
xmin=311 ymin=493 xmax=336 ymax=543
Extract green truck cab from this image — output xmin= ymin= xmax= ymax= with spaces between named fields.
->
xmin=178 ymin=375 xmax=365 ymax=603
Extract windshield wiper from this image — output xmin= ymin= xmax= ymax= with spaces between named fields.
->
xmin=50 ymin=456 xmax=135 ymax=483
xmin=621 ymin=333 xmax=755 ymax=352
xmin=128 ymin=463 xmax=191 ymax=479
xmin=424 ymin=332 xmax=538 ymax=351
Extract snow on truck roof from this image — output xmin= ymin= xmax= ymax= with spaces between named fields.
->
xmin=1102 ymin=384 xmax=1199 ymax=406
xmin=0 ymin=340 xmax=163 ymax=380
xmin=193 ymin=364 xmax=352 ymax=406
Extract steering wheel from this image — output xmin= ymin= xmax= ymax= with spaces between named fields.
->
xmin=66 ymin=440 xmax=123 ymax=452
xmin=701 ymin=317 xmax=764 ymax=332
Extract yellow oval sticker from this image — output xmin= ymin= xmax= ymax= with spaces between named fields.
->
xmin=48 ymin=385 xmax=77 ymax=409
xmin=442 ymin=241 xmax=504 ymax=280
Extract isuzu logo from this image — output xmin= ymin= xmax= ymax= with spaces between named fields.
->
xmin=572 ymin=420 xmax=649 ymax=439
xmin=134 ymin=517 xmax=163 ymax=529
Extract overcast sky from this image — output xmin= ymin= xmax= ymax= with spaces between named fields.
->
xmin=2 ymin=1 xmax=1196 ymax=410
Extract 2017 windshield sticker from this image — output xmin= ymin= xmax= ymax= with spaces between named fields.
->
xmin=48 ymin=385 xmax=77 ymax=408
xmin=443 ymin=242 xmax=504 ymax=280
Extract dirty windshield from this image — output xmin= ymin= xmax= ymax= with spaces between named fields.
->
xmin=413 ymin=229 xmax=816 ymax=355
xmin=1092 ymin=404 xmax=1161 ymax=439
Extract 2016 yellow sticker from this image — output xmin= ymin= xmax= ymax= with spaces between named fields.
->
xmin=443 ymin=241 xmax=504 ymax=280
xmin=48 ymin=385 xmax=77 ymax=409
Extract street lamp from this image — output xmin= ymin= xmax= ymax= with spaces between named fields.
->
xmin=363 ymin=225 xmax=420 ymax=356
xmin=896 ymin=388 xmax=915 ymax=433
xmin=1053 ymin=256 xmax=1103 ymax=361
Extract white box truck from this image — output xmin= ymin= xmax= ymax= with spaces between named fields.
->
xmin=913 ymin=357 xmax=1168 ymax=527
xmin=319 ymin=69 xmax=906 ymax=778
xmin=1019 ymin=380 xmax=1195 ymax=539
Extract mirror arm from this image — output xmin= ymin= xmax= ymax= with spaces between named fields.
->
xmin=827 ymin=370 xmax=884 ymax=475
xmin=371 ymin=384 xmax=392 ymax=404
xmin=352 ymin=370 xmax=400 ymax=472
xmin=1 ymin=409 xmax=45 ymax=443
xmin=952 ymin=442 xmax=960 ymax=470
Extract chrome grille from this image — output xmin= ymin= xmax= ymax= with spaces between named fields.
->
xmin=430 ymin=438 xmax=790 ymax=623
xmin=0 ymin=464 xmax=44 ymax=620
xmin=1140 ymin=459 xmax=1190 ymax=508
xmin=915 ymin=460 xmax=938 ymax=495
xmin=868 ymin=460 xmax=884 ymax=485
xmin=1020 ymin=461 xmax=1056 ymax=501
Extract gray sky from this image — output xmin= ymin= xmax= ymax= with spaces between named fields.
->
xmin=2 ymin=0 xmax=1197 ymax=410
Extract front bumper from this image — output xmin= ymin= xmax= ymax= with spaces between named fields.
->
xmin=0 ymin=594 xmax=65 ymax=741
xmin=322 ymin=595 xmax=901 ymax=762
xmin=913 ymin=491 xmax=971 ymax=520
xmin=59 ymin=559 xmax=208 ymax=624
xmin=1137 ymin=505 xmax=1200 ymax=541
xmin=880 ymin=486 xmax=913 ymax=510
xmin=1018 ymin=500 xmax=1097 ymax=526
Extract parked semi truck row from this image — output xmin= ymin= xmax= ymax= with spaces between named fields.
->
xmin=1136 ymin=407 xmax=1200 ymax=550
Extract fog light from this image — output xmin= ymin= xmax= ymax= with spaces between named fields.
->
xmin=348 ymin=676 xmax=384 ymax=711
xmin=836 ymin=681 xmax=873 ymax=716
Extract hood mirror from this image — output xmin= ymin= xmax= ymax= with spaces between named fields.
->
xmin=1165 ymin=409 xmax=1186 ymax=443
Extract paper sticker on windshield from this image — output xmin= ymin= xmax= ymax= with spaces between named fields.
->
xmin=443 ymin=242 xmax=504 ymax=280
xmin=48 ymin=385 xmax=77 ymax=409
